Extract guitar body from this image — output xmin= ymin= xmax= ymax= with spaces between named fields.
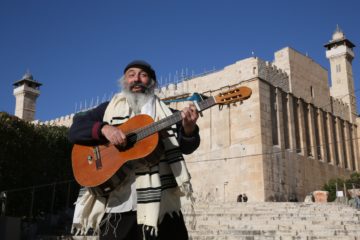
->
xmin=72 ymin=114 xmax=161 ymax=196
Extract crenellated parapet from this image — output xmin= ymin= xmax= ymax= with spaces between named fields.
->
xmin=330 ymin=97 xmax=350 ymax=121
xmin=156 ymin=81 xmax=193 ymax=100
xmin=37 ymin=113 xmax=75 ymax=127
xmin=257 ymin=59 xmax=289 ymax=92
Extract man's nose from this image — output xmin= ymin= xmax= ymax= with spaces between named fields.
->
xmin=133 ymin=73 xmax=141 ymax=82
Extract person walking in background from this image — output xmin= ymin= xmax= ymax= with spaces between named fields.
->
xmin=243 ymin=193 xmax=248 ymax=202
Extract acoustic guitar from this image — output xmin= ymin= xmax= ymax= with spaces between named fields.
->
xmin=72 ymin=86 xmax=252 ymax=196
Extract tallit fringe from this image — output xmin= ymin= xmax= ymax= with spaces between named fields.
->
xmin=179 ymin=181 xmax=194 ymax=201
xmin=99 ymin=212 xmax=122 ymax=238
xmin=71 ymin=188 xmax=106 ymax=236
xmin=179 ymin=182 xmax=197 ymax=230
xmin=142 ymin=225 xmax=159 ymax=240
xmin=71 ymin=222 xmax=101 ymax=236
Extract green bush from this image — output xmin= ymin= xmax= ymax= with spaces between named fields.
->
xmin=0 ymin=112 xmax=78 ymax=217
xmin=323 ymin=172 xmax=360 ymax=202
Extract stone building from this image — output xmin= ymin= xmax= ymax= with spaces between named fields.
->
xmin=15 ymin=28 xmax=359 ymax=202
xmin=164 ymin=28 xmax=359 ymax=202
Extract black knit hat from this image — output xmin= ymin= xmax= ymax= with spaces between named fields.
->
xmin=123 ymin=60 xmax=156 ymax=81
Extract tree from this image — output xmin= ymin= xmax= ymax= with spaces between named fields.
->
xmin=0 ymin=112 xmax=78 ymax=217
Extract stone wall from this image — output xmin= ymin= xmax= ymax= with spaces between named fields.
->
xmin=174 ymin=79 xmax=265 ymax=203
xmin=260 ymin=79 xmax=358 ymax=202
xmin=274 ymin=47 xmax=330 ymax=110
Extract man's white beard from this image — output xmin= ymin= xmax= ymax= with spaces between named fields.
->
xmin=119 ymin=76 xmax=156 ymax=115
xmin=123 ymin=89 xmax=154 ymax=115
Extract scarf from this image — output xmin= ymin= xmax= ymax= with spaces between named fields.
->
xmin=72 ymin=93 xmax=193 ymax=237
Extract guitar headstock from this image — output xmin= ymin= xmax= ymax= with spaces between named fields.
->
xmin=214 ymin=86 xmax=252 ymax=105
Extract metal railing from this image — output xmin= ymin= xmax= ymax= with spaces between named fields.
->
xmin=1 ymin=180 xmax=80 ymax=237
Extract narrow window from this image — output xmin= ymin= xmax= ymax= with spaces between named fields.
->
xmin=303 ymin=103 xmax=312 ymax=157
xmin=332 ymin=116 xmax=340 ymax=166
xmin=282 ymin=92 xmax=289 ymax=149
xmin=293 ymin=99 xmax=301 ymax=153
xmin=340 ymin=120 xmax=348 ymax=169
xmin=270 ymin=86 xmax=278 ymax=145
xmin=349 ymin=125 xmax=356 ymax=170
xmin=310 ymin=86 xmax=314 ymax=98
xmin=315 ymin=109 xmax=321 ymax=160
xmin=336 ymin=64 xmax=341 ymax=73
xmin=322 ymin=111 xmax=331 ymax=163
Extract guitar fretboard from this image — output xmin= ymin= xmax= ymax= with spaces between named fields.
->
xmin=128 ymin=96 xmax=216 ymax=143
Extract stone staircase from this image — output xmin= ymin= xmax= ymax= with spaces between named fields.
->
xmin=182 ymin=202 xmax=360 ymax=240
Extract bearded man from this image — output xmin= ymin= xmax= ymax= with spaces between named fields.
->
xmin=68 ymin=60 xmax=200 ymax=240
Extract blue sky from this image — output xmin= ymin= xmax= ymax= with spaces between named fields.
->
xmin=0 ymin=0 xmax=359 ymax=121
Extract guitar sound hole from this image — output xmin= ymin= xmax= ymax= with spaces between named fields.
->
xmin=127 ymin=133 xmax=137 ymax=146
xmin=115 ymin=133 xmax=138 ymax=151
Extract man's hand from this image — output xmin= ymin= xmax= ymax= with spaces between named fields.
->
xmin=101 ymin=125 xmax=127 ymax=146
xmin=181 ymin=103 xmax=199 ymax=136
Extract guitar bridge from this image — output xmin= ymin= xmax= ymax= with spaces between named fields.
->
xmin=93 ymin=147 xmax=102 ymax=169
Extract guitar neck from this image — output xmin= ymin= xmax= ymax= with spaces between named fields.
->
xmin=132 ymin=96 xmax=216 ymax=141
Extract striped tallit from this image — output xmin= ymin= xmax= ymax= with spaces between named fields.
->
xmin=72 ymin=93 xmax=193 ymax=237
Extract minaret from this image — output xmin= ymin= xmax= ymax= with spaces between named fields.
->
xmin=325 ymin=25 xmax=357 ymax=122
xmin=13 ymin=72 xmax=42 ymax=121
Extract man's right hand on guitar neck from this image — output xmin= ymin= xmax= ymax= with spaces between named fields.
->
xmin=101 ymin=124 xmax=127 ymax=147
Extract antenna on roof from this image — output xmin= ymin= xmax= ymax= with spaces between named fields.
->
xmin=159 ymin=76 xmax=163 ymax=88
xmin=168 ymin=73 xmax=171 ymax=88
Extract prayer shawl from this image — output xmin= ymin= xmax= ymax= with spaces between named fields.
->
xmin=72 ymin=93 xmax=193 ymax=237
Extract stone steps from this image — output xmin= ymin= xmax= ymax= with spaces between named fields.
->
xmin=190 ymin=228 xmax=360 ymax=236
xmin=189 ymin=236 xmax=358 ymax=240
xmin=182 ymin=202 xmax=360 ymax=239
xmin=192 ymin=215 xmax=359 ymax=221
